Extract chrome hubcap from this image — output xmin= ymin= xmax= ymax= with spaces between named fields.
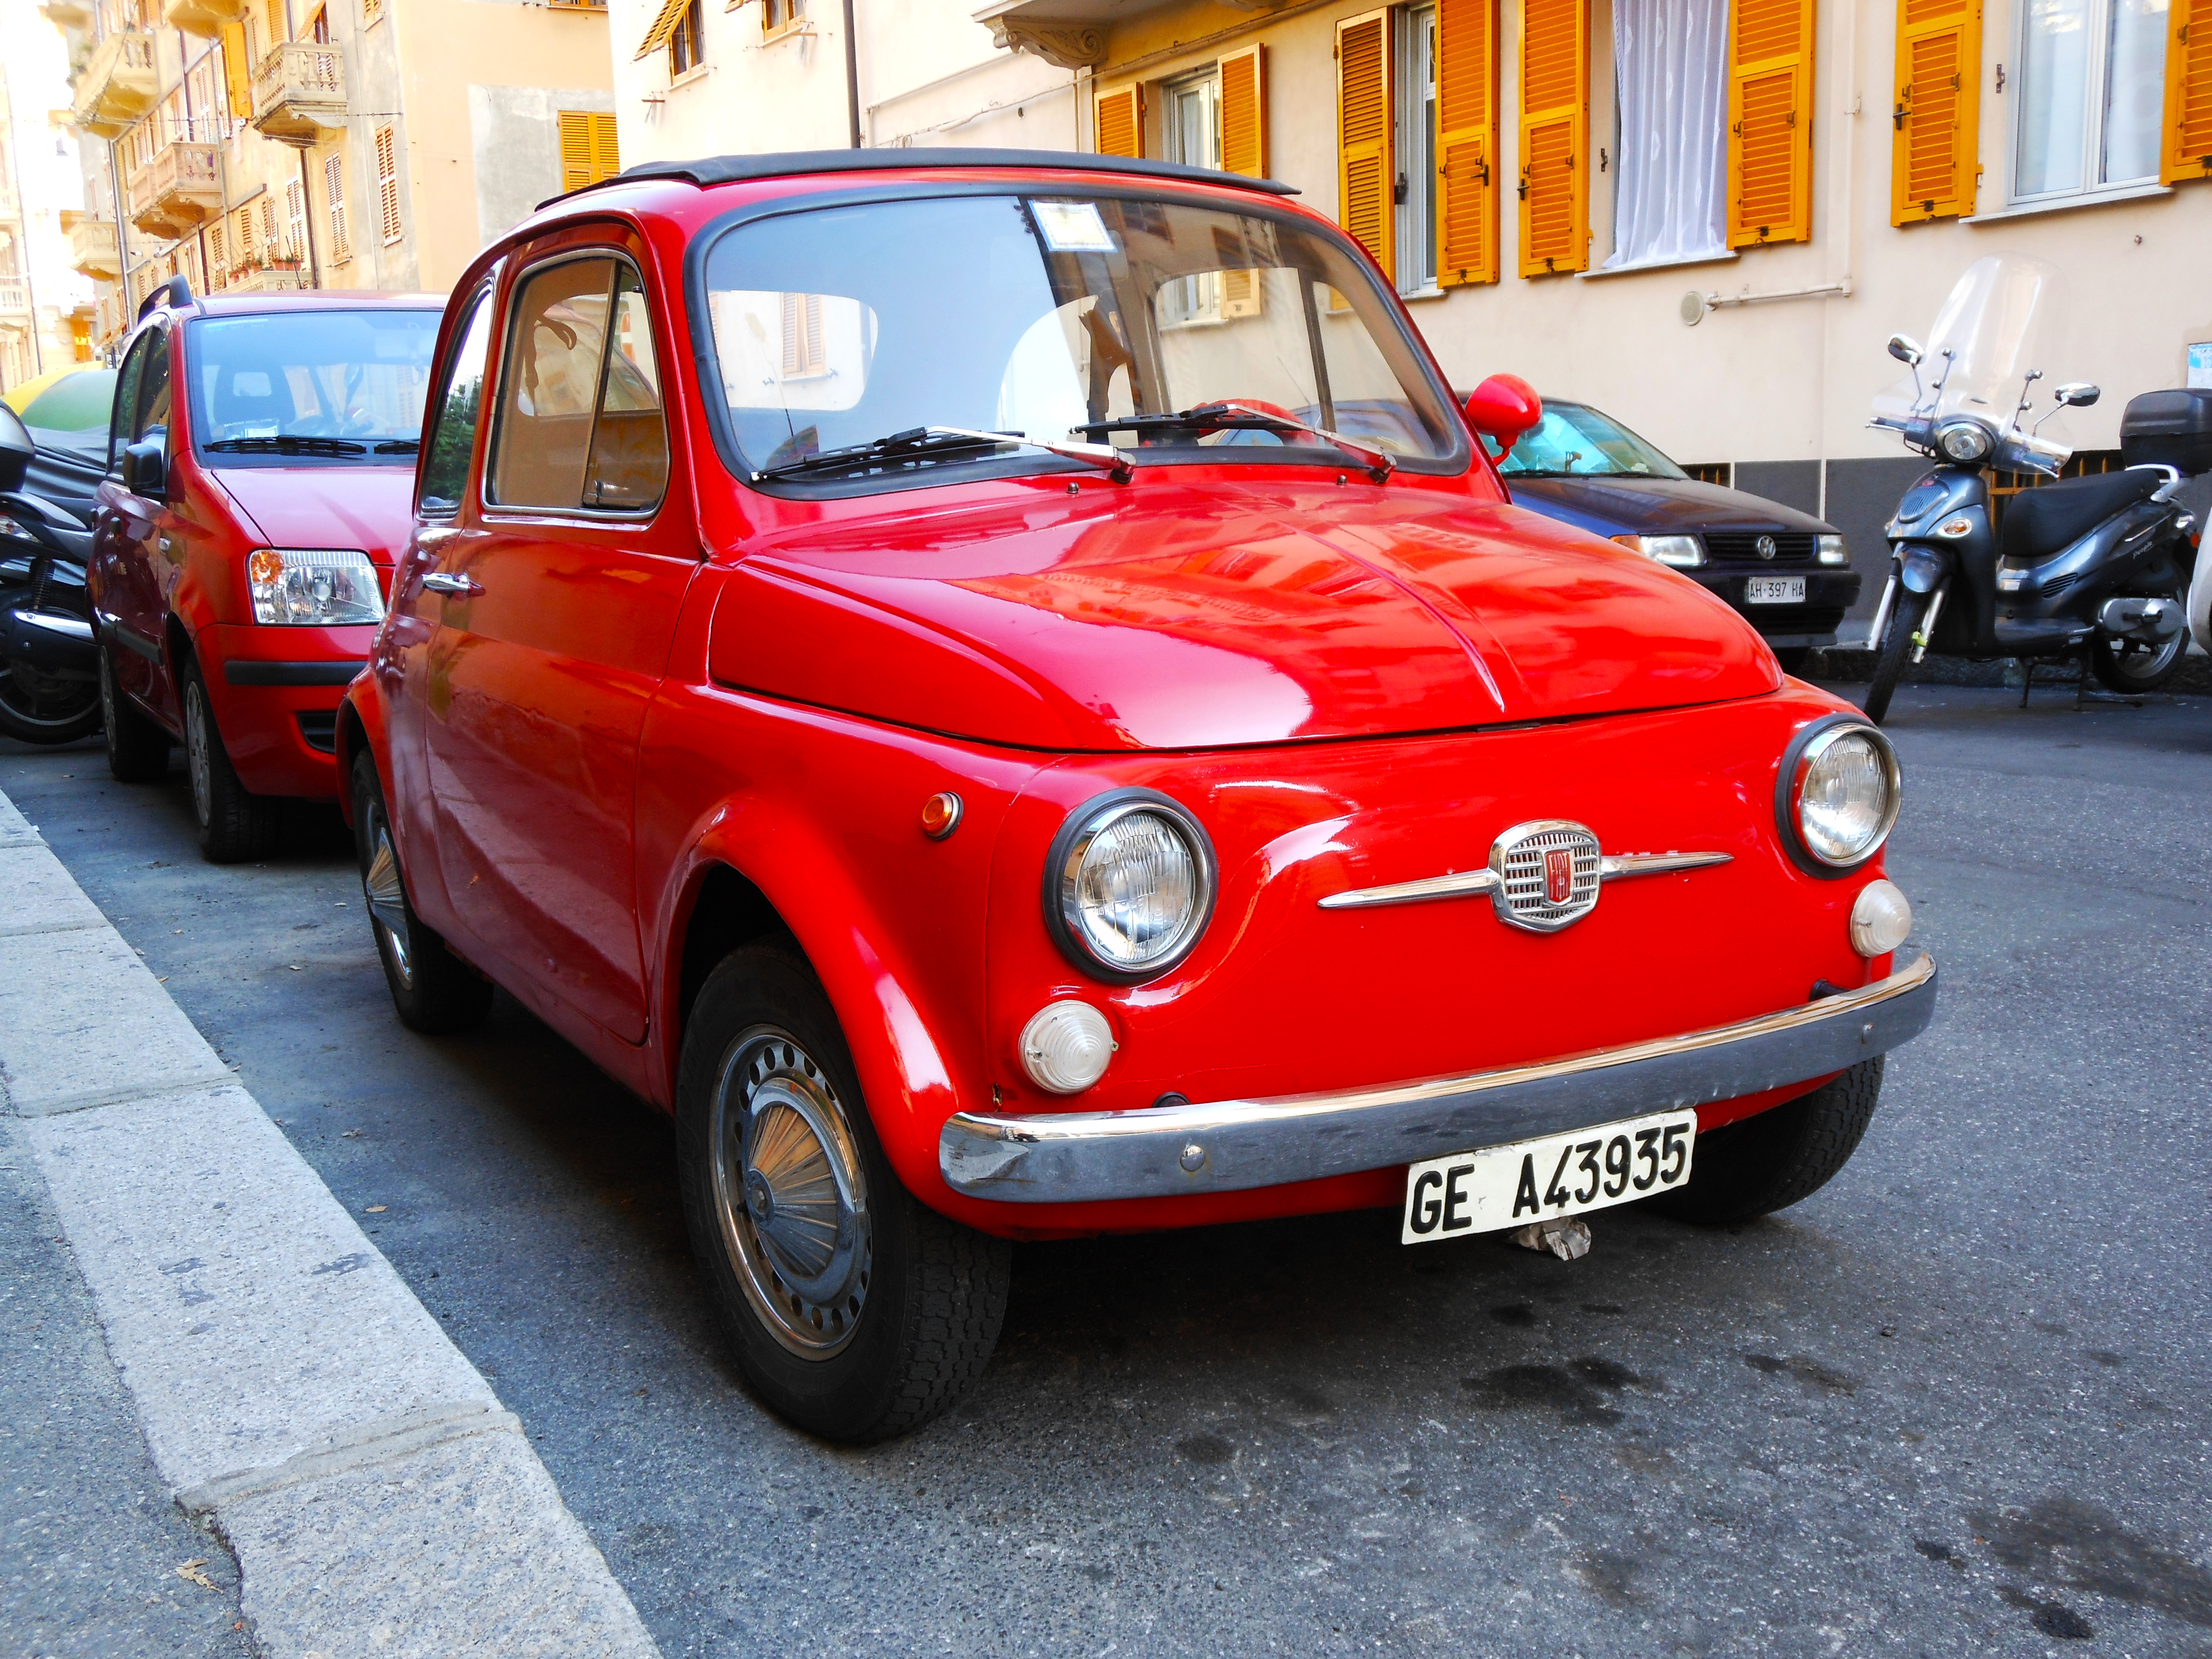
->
xmin=183 ymin=682 xmax=212 ymax=825
xmin=711 ymin=1028 xmax=871 ymax=1358
xmin=363 ymin=812 xmax=413 ymax=988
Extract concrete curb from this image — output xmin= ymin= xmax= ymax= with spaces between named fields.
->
xmin=0 ymin=788 xmax=659 ymax=1659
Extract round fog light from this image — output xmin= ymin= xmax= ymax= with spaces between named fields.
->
xmin=1850 ymin=878 xmax=1912 ymax=957
xmin=1020 ymin=1001 xmax=1114 ymax=1095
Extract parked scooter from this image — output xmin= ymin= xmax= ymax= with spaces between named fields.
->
xmin=0 ymin=402 xmax=101 ymax=745
xmin=1863 ymin=254 xmax=2202 ymax=724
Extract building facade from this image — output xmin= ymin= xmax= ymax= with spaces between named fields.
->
xmin=0 ymin=0 xmax=98 ymax=390
xmin=44 ymin=0 xmax=621 ymax=353
xmin=610 ymin=0 xmax=2211 ymax=617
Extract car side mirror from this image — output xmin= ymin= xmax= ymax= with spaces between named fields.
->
xmin=121 ymin=438 xmax=167 ymax=500
xmin=1887 ymin=334 xmax=1924 ymax=367
xmin=2055 ymin=382 xmax=2100 ymax=408
xmin=1464 ymin=373 xmax=1542 ymax=453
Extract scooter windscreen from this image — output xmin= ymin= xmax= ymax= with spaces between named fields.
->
xmin=1871 ymin=254 xmax=2074 ymax=477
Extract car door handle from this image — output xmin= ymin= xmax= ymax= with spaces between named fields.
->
xmin=420 ymin=571 xmax=482 ymax=597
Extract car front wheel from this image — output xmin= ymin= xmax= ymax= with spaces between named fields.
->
xmin=181 ymin=657 xmax=278 ymax=863
xmin=677 ymin=945 xmax=1010 ymax=1443
xmin=1647 ymin=1057 xmax=1884 ymax=1226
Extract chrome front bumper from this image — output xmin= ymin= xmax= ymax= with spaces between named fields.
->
xmin=940 ymin=953 xmax=1937 ymax=1203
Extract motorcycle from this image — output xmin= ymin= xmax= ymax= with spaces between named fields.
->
xmin=1862 ymin=254 xmax=2203 ymax=725
xmin=0 ymin=402 xmax=101 ymax=745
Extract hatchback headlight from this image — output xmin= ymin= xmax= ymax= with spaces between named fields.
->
xmin=1045 ymin=790 xmax=1216 ymax=982
xmin=247 ymin=548 xmax=385 ymax=626
xmin=1781 ymin=722 xmax=1901 ymax=870
xmin=1816 ymin=534 xmax=1848 ymax=565
xmin=1935 ymin=419 xmax=1993 ymax=463
xmin=1612 ymin=533 xmax=1704 ymax=568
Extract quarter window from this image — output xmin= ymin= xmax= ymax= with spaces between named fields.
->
xmin=420 ymin=287 xmax=494 ymax=516
xmin=2013 ymin=0 xmax=2170 ymax=200
xmin=488 ymin=255 xmax=668 ymax=514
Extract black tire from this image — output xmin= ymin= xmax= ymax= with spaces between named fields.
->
xmin=1771 ymin=646 xmax=1813 ymax=677
xmin=351 ymin=751 xmax=493 ymax=1035
xmin=0 ymin=664 xmax=100 ymax=745
xmin=2090 ymin=619 xmax=2188 ymax=694
xmin=99 ymin=643 xmax=170 ymax=781
xmin=676 ymin=945 xmax=1010 ymax=1443
xmin=180 ymin=657 xmax=279 ymax=863
xmin=1863 ymin=589 xmax=1928 ymax=726
xmin=1648 ymin=1057 xmax=1885 ymax=1226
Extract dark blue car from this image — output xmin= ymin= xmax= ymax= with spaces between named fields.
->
xmin=1495 ymin=400 xmax=1861 ymax=671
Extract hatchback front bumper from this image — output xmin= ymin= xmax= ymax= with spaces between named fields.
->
xmin=940 ymin=953 xmax=1937 ymax=1203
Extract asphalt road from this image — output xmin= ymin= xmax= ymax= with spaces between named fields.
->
xmin=5 ymin=683 xmax=2210 ymax=1659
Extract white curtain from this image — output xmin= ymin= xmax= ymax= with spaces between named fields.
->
xmin=1604 ymin=0 xmax=1731 ymax=271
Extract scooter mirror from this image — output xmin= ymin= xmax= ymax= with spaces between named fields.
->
xmin=2055 ymin=382 xmax=2100 ymax=408
xmin=1887 ymin=334 xmax=1925 ymax=367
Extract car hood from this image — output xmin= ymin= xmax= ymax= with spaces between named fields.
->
xmin=711 ymin=484 xmax=1779 ymax=751
xmin=208 ymin=465 xmax=415 ymax=563
xmin=1506 ymin=474 xmax=1834 ymax=537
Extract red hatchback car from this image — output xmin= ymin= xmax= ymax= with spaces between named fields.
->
xmin=92 ymin=282 xmax=442 ymax=860
xmin=340 ymin=149 xmax=1936 ymax=1442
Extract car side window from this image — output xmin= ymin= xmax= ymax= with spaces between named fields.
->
xmin=135 ymin=329 xmax=173 ymax=454
xmin=487 ymin=253 xmax=667 ymax=515
xmin=419 ymin=287 xmax=494 ymax=517
xmin=108 ymin=332 xmax=152 ymax=472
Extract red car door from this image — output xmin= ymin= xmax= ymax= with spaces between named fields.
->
xmin=419 ymin=240 xmax=693 ymax=1043
xmin=93 ymin=324 xmax=175 ymax=719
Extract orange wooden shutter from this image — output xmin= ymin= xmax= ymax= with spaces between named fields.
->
xmin=1436 ymin=0 xmax=1499 ymax=285
xmin=220 ymin=23 xmax=252 ymax=119
xmin=2164 ymin=0 xmax=2212 ymax=183
xmin=1727 ymin=0 xmax=1815 ymax=246
xmin=1095 ymin=85 xmax=1143 ymax=158
xmin=1219 ymin=47 xmax=1268 ymax=317
xmin=591 ymin=112 xmax=621 ymax=183
xmin=1338 ymin=10 xmax=1393 ymax=279
xmin=1518 ymin=0 xmax=1587 ymax=276
xmin=1890 ymin=0 xmax=1981 ymax=223
xmin=558 ymin=111 xmax=593 ymax=193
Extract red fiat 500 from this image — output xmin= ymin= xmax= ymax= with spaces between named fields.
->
xmin=340 ymin=149 xmax=1936 ymax=1443
xmin=92 ymin=283 xmax=441 ymax=860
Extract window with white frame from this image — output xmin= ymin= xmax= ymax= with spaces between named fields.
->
xmin=1161 ymin=69 xmax=1222 ymax=322
xmin=1395 ymin=5 xmax=1438 ymax=294
xmin=2013 ymin=0 xmax=2170 ymax=201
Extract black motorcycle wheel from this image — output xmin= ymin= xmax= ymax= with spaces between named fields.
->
xmin=0 ymin=639 xmax=102 ymax=745
xmin=1862 ymin=589 xmax=1928 ymax=726
xmin=2090 ymin=620 xmax=2189 ymax=694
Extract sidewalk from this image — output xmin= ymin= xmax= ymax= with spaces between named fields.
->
xmin=0 ymin=785 xmax=661 ymax=1659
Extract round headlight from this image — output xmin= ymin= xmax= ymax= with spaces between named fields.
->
xmin=1936 ymin=419 xmax=1993 ymax=463
xmin=1045 ymin=790 xmax=1217 ymax=981
xmin=1789 ymin=723 xmax=1902 ymax=868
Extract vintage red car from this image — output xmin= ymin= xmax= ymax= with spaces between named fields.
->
xmin=91 ymin=281 xmax=441 ymax=860
xmin=338 ymin=148 xmax=1936 ymax=1443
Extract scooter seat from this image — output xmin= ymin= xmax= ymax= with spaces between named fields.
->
xmin=2000 ymin=468 xmax=2163 ymax=564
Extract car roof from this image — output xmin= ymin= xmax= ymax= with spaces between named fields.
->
xmin=541 ymin=146 xmax=1301 ymax=212
xmin=182 ymin=291 xmax=445 ymax=317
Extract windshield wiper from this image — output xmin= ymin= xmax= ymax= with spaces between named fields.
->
xmin=751 ymin=425 xmax=1130 ymax=484
xmin=203 ymin=435 xmax=370 ymax=456
xmin=1072 ymin=403 xmax=1395 ymax=482
xmin=373 ymin=439 xmax=420 ymax=455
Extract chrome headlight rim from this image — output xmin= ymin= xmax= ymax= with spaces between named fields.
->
xmin=1774 ymin=716 xmax=1902 ymax=879
xmin=1934 ymin=417 xmax=1994 ymax=464
xmin=1042 ymin=787 xmax=1218 ymax=985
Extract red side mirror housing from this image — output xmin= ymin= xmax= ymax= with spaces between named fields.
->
xmin=1464 ymin=374 xmax=1542 ymax=453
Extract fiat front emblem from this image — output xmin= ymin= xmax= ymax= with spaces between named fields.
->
xmin=1544 ymin=847 xmax=1575 ymax=905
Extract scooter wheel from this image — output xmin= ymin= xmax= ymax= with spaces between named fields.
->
xmin=2090 ymin=626 xmax=2188 ymax=694
xmin=1862 ymin=589 xmax=1927 ymax=726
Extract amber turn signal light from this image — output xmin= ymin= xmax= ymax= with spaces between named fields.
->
xmin=246 ymin=549 xmax=286 ymax=585
xmin=920 ymin=792 xmax=962 ymax=840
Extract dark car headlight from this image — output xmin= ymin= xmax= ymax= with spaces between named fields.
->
xmin=1044 ymin=789 xmax=1216 ymax=982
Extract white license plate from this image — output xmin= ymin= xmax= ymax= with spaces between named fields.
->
xmin=1400 ymin=1110 xmax=1697 ymax=1244
xmin=1745 ymin=576 xmax=1806 ymax=604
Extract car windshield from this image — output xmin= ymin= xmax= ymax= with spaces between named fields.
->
xmin=187 ymin=310 xmax=439 ymax=463
xmin=1494 ymin=403 xmax=1687 ymax=480
xmin=697 ymin=192 xmax=1464 ymax=487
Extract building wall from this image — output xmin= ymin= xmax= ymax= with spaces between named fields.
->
xmin=0 ymin=0 xmax=98 ymax=389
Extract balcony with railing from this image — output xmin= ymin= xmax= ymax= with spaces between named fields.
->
xmin=226 ymin=259 xmax=308 ymax=293
xmin=0 ymin=278 xmax=31 ymax=318
xmin=38 ymin=0 xmax=95 ymax=29
xmin=71 ymin=29 xmax=157 ymax=139
xmin=65 ymin=213 xmax=122 ymax=279
xmin=166 ymin=0 xmax=247 ymax=37
xmin=128 ymin=142 xmax=222 ymax=240
xmin=251 ymin=42 xmax=347 ymax=146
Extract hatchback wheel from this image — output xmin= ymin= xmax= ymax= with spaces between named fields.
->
xmin=351 ymin=752 xmax=492 ymax=1034
xmin=677 ymin=945 xmax=1010 ymax=1443
xmin=180 ymin=658 xmax=278 ymax=863
xmin=99 ymin=644 xmax=170 ymax=781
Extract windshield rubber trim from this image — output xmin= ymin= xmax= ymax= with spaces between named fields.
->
xmin=181 ymin=311 xmax=441 ymax=472
xmin=677 ymin=179 xmax=1473 ymax=502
